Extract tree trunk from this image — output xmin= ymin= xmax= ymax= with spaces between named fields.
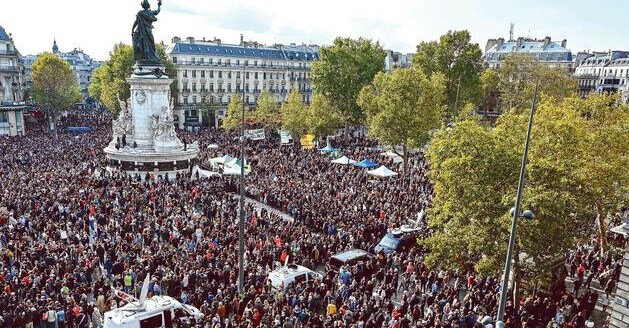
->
xmin=402 ymin=144 xmax=408 ymax=176
xmin=511 ymin=244 xmax=522 ymax=312
xmin=597 ymin=207 xmax=608 ymax=257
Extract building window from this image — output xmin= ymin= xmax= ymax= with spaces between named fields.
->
xmin=227 ymin=72 xmax=232 ymax=79
xmin=192 ymin=83 xmax=197 ymax=92
xmin=218 ymin=71 xmax=222 ymax=78
xmin=254 ymin=72 xmax=258 ymax=79
xmin=237 ymin=72 xmax=241 ymax=78
xmin=172 ymin=57 xmax=177 ymax=63
xmin=183 ymin=70 xmax=188 ymax=78
xmin=226 ymin=59 xmax=231 ymax=66
xmin=192 ymin=96 xmax=197 ymax=103
xmin=246 ymin=72 xmax=250 ymax=79
xmin=201 ymin=70 xmax=205 ymax=78
xmin=192 ymin=70 xmax=197 ymax=78
xmin=209 ymin=58 xmax=213 ymax=64
xmin=218 ymin=83 xmax=223 ymax=92
xmin=227 ymin=83 xmax=232 ymax=92
xmin=210 ymin=71 xmax=214 ymax=78
xmin=209 ymin=83 xmax=214 ymax=92
xmin=182 ymin=82 xmax=188 ymax=92
xmin=191 ymin=57 xmax=196 ymax=64
xmin=201 ymin=83 xmax=206 ymax=92
xmin=236 ymin=59 xmax=240 ymax=66
xmin=218 ymin=59 xmax=222 ymax=66
xmin=245 ymin=60 xmax=249 ymax=66
xmin=184 ymin=97 xmax=188 ymax=105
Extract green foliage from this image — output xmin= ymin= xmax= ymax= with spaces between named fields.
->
xmin=358 ymin=68 xmax=446 ymax=173
xmin=413 ymin=30 xmax=484 ymax=120
xmin=310 ymin=37 xmax=386 ymax=125
xmin=308 ymin=94 xmax=343 ymax=139
xmin=89 ymin=43 xmax=175 ymax=116
xmin=222 ymin=94 xmax=253 ymax=131
xmin=254 ymin=89 xmax=280 ymax=129
xmin=31 ymin=52 xmax=82 ymax=126
xmin=495 ymin=53 xmax=577 ymax=111
xmin=280 ymin=89 xmax=308 ymax=139
xmin=424 ymin=94 xmax=627 ymax=282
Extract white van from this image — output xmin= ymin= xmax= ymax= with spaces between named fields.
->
xmin=268 ymin=264 xmax=323 ymax=292
xmin=103 ymin=295 xmax=203 ymax=328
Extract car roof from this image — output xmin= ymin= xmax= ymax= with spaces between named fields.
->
xmin=268 ymin=264 xmax=318 ymax=280
xmin=331 ymin=249 xmax=371 ymax=262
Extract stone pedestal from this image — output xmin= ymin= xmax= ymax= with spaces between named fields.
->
xmin=104 ymin=66 xmax=198 ymax=178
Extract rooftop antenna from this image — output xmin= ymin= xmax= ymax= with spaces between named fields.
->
xmin=509 ymin=23 xmax=514 ymax=41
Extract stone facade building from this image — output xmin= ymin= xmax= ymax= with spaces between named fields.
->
xmin=167 ymin=36 xmax=319 ymax=129
xmin=0 ymin=25 xmax=26 ymax=136
xmin=573 ymin=51 xmax=629 ymax=102
xmin=484 ymin=36 xmax=573 ymax=70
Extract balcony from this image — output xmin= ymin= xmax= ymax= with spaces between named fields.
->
xmin=0 ymin=66 xmax=19 ymax=73
xmin=0 ymin=50 xmax=18 ymax=57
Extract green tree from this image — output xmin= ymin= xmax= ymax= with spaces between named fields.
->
xmin=280 ymin=89 xmax=308 ymax=139
xmin=413 ymin=30 xmax=484 ymax=120
xmin=308 ymin=94 xmax=343 ymax=140
xmin=310 ymin=37 xmax=386 ymax=126
xmin=496 ymin=53 xmax=576 ymax=111
xmin=254 ymin=89 xmax=280 ymax=129
xmin=31 ymin=52 xmax=82 ymax=132
xmin=89 ymin=43 xmax=176 ymax=116
xmin=423 ymin=94 xmax=625 ymax=296
xmin=568 ymin=94 xmax=629 ymax=255
xmin=222 ymin=94 xmax=253 ymax=131
xmin=358 ymin=68 xmax=446 ymax=173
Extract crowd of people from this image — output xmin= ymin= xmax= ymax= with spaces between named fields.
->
xmin=0 ymin=111 xmax=625 ymax=327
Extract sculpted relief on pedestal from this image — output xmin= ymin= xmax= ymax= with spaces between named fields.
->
xmin=113 ymin=95 xmax=133 ymax=137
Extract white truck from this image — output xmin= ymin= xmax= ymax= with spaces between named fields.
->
xmin=103 ymin=275 xmax=203 ymax=328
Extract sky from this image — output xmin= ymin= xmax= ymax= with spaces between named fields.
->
xmin=1 ymin=0 xmax=628 ymax=61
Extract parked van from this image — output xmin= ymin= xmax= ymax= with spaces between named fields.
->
xmin=268 ymin=264 xmax=323 ymax=291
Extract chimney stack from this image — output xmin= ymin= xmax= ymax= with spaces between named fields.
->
xmin=187 ymin=36 xmax=195 ymax=44
xmin=561 ymin=39 xmax=567 ymax=48
xmin=543 ymin=36 xmax=551 ymax=48
xmin=516 ymin=37 xmax=524 ymax=50
xmin=240 ymin=34 xmax=244 ymax=45
xmin=172 ymin=36 xmax=181 ymax=43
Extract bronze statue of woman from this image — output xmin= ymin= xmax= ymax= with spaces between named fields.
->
xmin=132 ymin=0 xmax=162 ymax=65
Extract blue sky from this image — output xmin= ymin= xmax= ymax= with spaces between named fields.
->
xmin=1 ymin=0 xmax=627 ymax=60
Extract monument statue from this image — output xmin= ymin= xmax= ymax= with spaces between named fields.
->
xmin=132 ymin=0 xmax=162 ymax=66
xmin=113 ymin=95 xmax=133 ymax=138
xmin=150 ymin=106 xmax=181 ymax=146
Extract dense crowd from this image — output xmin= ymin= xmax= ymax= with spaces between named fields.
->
xmin=0 ymin=111 xmax=625 ymax=328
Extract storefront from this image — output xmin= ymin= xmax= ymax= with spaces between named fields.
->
xmin=0 ymin=103 xmax=26 ymax=136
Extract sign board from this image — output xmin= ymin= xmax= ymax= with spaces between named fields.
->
xmin=300 ymin=134 xmax=315 ymax=149
xmin=280 ymin=131 xmax=292 ymax=144
xmin=246 ymin=128 xmax=265 ymax=140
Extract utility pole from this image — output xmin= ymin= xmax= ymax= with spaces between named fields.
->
xmin=496 ymin=81 xmax=539 ymax=324
xmin=238 ymin=54 xmax=246 ymax=297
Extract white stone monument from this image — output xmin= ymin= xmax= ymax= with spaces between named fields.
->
xmin=104 ymin=66 xmax=199 ymax=178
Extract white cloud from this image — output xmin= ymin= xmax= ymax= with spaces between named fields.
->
xmin=1 ymin=0 xmax=627 ymax=60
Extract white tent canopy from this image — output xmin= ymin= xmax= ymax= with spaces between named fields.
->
xmin=331 ymin=156 xmax=357 ymax=165
xmin=367 ymin=165 xmax=398 ymax=178
xmin=209 ymin=155 xmax=233 ymax=167
xmin=192 ymin=165 xmax=221 ymax=179
xmin=223 ymin=164 xmax=249 ymax=176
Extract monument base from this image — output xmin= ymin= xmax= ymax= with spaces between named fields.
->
xmin=104 ymin=144 xmax=199 ymax=178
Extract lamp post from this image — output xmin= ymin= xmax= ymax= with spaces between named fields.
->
xmin=496 ymin=82 xmax=539 ymax=324
xmin=238 ymin=55 xmax=246 ymax=297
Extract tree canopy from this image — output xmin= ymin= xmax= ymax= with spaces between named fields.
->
xmin=254 ymin=90 xmax=280 ymax=130
xmin=494 ymin=53 xmax=577 ymax=111
xmin=308 ymin=94 xmax=343 ymax=140
xmin=222 ymin=94 xmax=252 ymax=131
xmin=358 ymin=68 xmax=446 ymax=173
xmin=31 ymin=52 xmax=82 ymax=130
xmin=413 ymin=30 xmax=484 ymax=121
xmin=280 ymin=89 xmax=309 ymax=139
xmin=89 ymin=43 xmax=176 ymax=116
xmin=423 ymin=93 xmax=628 ymax=287
xmin=310 ymin=37 xmax=385 ymax=125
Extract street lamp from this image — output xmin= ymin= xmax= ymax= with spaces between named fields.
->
xmin=237 ymin=47 xmax=247 ymax=297
xmin=496 ymin=81 xmax=539 ymax=324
